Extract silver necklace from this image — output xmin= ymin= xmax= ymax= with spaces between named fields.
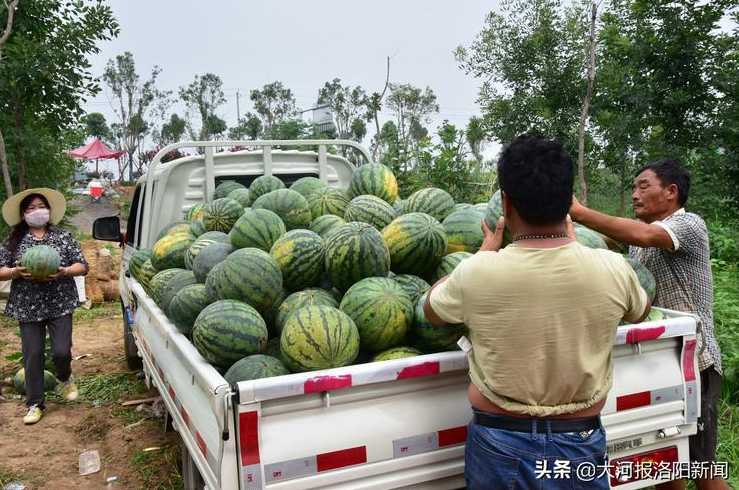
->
xmin=512 ymin=232 xmax=570 ymax=242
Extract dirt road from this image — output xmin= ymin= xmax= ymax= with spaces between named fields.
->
xmin=0 ymin=305 xmax=180 ymax=490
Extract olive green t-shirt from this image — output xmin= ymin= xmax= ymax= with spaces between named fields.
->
xmin=429 ymin=242 xmax=648 ymax=417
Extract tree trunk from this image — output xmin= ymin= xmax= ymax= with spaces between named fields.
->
xmin=0 ymin=128 xmax=13 ymax=196
xmin=13 ymin=102 xmax=26 ymax=191
xmin=576 ymin=1 xmax=598 ymax=205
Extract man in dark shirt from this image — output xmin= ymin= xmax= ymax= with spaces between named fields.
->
xmin=570 ymin=159 xmax=727 ymax=490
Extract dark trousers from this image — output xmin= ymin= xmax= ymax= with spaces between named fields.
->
xmin=19 ymin=314 xmax=73 ymax=408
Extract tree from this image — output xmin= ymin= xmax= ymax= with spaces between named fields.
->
xmin=0 ymin=0 xmax=118 ymax=196
xmin=385 ymin=83 xmax=439 ymax=170
xmin=455 ymin=0 xmax=588 ymax=157
xmin=82 ymin=112 xmax=110 ymax=141
xmin=228 ymin=112 xmax=262 ymax=140
xmin=465 ymin=116 xmax=486 ymax=165
xmin=157 ymin=113 xmax=187 ymax=146
xmin=0 ymin=0 xmax=19 ymax=196
xmin=103 ymin=51 xmax=165 ymax=181
xmin=317 ymin=79 xmax=367 ymax=141
xmin=179 ymin=73 xmax=227 ymax=141
xmin=250 ymin=81 xmax=296 ymax=131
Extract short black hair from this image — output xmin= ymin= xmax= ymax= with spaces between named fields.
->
xmin=636 ymin=159 xmax=691 ymax=207
xmin=497 ymin=134 xmax=574 ymax=225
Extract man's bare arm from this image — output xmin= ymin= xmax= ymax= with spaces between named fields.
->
xmin=423 ymin=277 xmax=450 ymax=327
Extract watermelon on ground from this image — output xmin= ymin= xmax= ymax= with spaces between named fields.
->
xmin=382 ymin=213 xmax=447 ymax=276
xmin=306 ymin=187 xmax=350 ymax=220
xmin=290 ymin=177 xmax=327 ymax=198
xmin=229 ymin=208 xmax=286 ymax=251
xmin=252 ymin=189 xmax=312 ymax=230
xmin=309 ymin=214 xmax=346 ymax=239
xmin=275 ymin=288 xmax=339 ymax=335
xmin=21 ymin=245 xmax=61 ymax=279
xmin=443 ymin=209 xmax=485 ymax=254
xmin=192 ymin=242 xmax=234 ymax=283
xmin=280 ymin=305 xmax=360 ymax=372
xmin=13 ymin=368 xmax=57 ymax=395
xmin=270 ymin=230 xmax=324 ymax=292
xmin=249 ymin=175 xmax=285 ymax=204
xmin=339 ymin=277 xmax=414 ymax=352
xmin=211 ymin=248 xmax=283 ymax=314
xmin=430 ymin=252 xmax=473 ymax=284
xmin=167 ymin=284 xmax=211 ymax=336
xmin=373 ymin=346 xmax=423 ymax=362
xmin=202 ymin=198 xmax=243 ymax=233
xmin=344 ymin=195 xmax=397 ymax=230
xmin=349 ymin=163 xmax=399 ymax=203
xmin=192 ymin=300 xmax=268 ymax=368
xmin=223 ymin=354 xmax=289 ymax=384
xmin=412 ymin=294 xmax=467 ymax=353
xmin=324 ymin=222 xmax=390 ymax=291
xmin=405 ymin=187 xmax=455 ymax=222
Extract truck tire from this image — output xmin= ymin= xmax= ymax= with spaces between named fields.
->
xmin=122 ymin=301 xmax=143 ymax=370
xmin=181 ymin=439 xmax=206 ymax=490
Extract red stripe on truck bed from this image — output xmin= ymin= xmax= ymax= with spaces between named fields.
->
xmin=683 ymin=339 xmax=697 ymax=382
xmin=195 ymin=431 xmax=207 ymax=458
xmin=616 ymin=391 xmax=651 ymax=411
xmin=239 ymin=411 xmax=260 ymax=466
xmin=397 ymin=361 xmax=440 ymax=379
xmin=438 ymin=426 xmax=468 ymax=447
xmin=316 ymin=446 xmax=367 ymax=472
xmin=625 ymin=326 xmax=666 ymax=344
xmin=304 ymin=375 xmax=353 ymax=393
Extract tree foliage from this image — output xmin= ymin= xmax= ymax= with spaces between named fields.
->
xmin=250 ymin=81 xmax=296 ymax=131
xmin=179 ymin=73 xmax=227 ymax=140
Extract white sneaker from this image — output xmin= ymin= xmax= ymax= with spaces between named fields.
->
xmin=23 ymin=404 xmax=43 ymax=425
xmin=59 ymin=378 xmax=79 ymax=401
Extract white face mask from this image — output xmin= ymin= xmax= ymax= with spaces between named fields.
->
xmin=24 ymin=209 xmax=50 ymax=228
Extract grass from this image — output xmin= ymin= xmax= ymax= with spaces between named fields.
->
xmin=130 ymin=445 xmax=183 ymax=490
xmin=0 ymin=466 xmax=27 ymax=487
xmin=717 ymin=399 xmax=739 ymax=488
xmin=73 ymin=302 xmax=122 ymax=322
xmin=77 ymin=372 xmax=148 ymax=404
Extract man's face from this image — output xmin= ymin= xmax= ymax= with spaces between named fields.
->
xmin=631 ymin=169 xmax=678 ymax=222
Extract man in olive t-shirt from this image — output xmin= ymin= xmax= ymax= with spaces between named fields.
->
xmin=424 ymin=135 xmax=650 ymax=490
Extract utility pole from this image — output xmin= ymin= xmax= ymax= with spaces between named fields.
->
xmin=236 ymin=90 xmax=241 ymax=124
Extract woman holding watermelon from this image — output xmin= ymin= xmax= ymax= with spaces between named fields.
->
xmin=0 ymin=188 xmax=88 ymax=425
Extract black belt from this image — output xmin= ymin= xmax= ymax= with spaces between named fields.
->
xmin=473 ymin=412 xmax=601 ymax=434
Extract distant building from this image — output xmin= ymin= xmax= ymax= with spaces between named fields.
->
xmin=309 ymin=104 xmax=336 ymax=135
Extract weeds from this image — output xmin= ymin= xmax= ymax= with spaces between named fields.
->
xmin=131 ymin=445 xmax=183 ymax=490
xmin=77 ymin=372 xmax=147 ymax=404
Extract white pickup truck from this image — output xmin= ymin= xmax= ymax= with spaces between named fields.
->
xmin=93 ymin=140 xmax=701 ymax=490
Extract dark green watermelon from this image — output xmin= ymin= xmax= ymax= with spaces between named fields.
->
xmin=223 ymin=354 xmax=289 ymax=384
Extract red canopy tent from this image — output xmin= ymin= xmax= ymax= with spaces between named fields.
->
xmin=68 ymin=138 xmax=125 ymax=174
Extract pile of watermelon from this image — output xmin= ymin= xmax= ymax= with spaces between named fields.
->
xmin=128 ymin=169 xmax=656 ymax=384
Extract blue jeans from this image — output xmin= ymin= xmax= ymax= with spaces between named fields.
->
xmin=465 ymin=412 xmax=609 ymax=490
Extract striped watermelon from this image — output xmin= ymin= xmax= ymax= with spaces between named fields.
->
xmin=149 ymin=268 xmax=186 ymax=306
xmin=264 ymin=337 xmax=284 ymax=360
xmin=193 ymin=242 xmax=234 ymax=283
xmin=184 ymin=231 xmax=229 ymax=270
xmin=406 ymin=188 xmax=455 ymax=222
xmin=215 ymin=180 xmax=247 ymax=199
xmin=184 ymin=203 xmax=206 ymax=221
xmin=158 ymin=270 xmax=197 ymax=311
xmin=349 ymin=163 xmax=399 ymax=203
xmin=382 ymin=213 xmax=447 ymax=276
xmin=128 ymin=248 xmax=152 ymax=280
xmin=20 ymin=245 xmax=60 ymax=279
xmin=137 ymin=259 xmax=158 ymax=294
xmin=443 ymin=209 xmax=484 ymax=254
xmin=167 ymin=284 xmax=211 ymax=336
xmin=270 ymin=230 xmax=324 ymax=292
xmin=227 ymin=188 xmax=251 ymax=208
xmin=229 ymin=208 xmax=286 ymax=251
xmin=392 ymin=199 xmax=406 ymax=216
xmin=156 ymin=221 xmax=191 ymax=242
xmin=192 ymin=300 xmax=268 ymax=368
xmin=392 ymin=274 xmax=431 ymax=304
xmin=262 ymin=288 xmax=286 ymax=334
xmin=224 ymin=354 xmax=289 ymax=384
xmin=309 ymin=214 xmax=346 ymax=239
xmin=575 ymin=224 xmax=608 ymax=249
xmin=275 ymin=288 xmax=339 ymax=335
xmin=204 ymin=261 xmax=227 ymax=303
xmin=189 ymin=218 xmax=207 ymax=237
xmin=344 ymin=195 xmax=397 ymax=230
xmin=252 ymin=189 xmax=312 ymax=230
xmin=151 ymin=231 xmax=196 ymax=270
xmin=625 ymin=256 xmax=657 ymax=302
xmin=482 ymin=190 xmax=511 ymax=243
xmin=324 ymin=222 xmax=391 ymax=291
xmin=373 ymin=346 xmax=422 ymax=362
xmin=211 ymin=248 xmax=283 ymax=314
xmin=306 ymin=187 xmax=350 ymax=220
xmin=280 ymin=305 xmax=360 ymax=372
xmin=473 ymin=203 xmax=488 ymax=215
xmin=13 ymin=368 xmax=58 ymax=394
xmin=203 ymin=198 xmax=243 ymax=233
xmin=453 ymin=203 xmax=474 ymax=213
xmin=412 ymin=294 xmax=466 ymax=352
xmin=290 ymin=177 xmax=327 ymax=198
xmin=249 ymin=175 xmax=285 ymax=204
xmin=430 ymin=252 xmax=472 ymax=283
xmin=339 ymin=277 xmax=413 ymax=352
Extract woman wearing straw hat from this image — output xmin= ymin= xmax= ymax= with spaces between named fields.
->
xmin=0 ymin=188 xmax=88 ymax=425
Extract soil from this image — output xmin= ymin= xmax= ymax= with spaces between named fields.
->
xmin=0 ymin=308 xmax=181 ymax=490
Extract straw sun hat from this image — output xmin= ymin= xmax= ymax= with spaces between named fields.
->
xmin=2 ymin=188 xmax=66 ymax=226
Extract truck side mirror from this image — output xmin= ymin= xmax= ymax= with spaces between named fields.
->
xmin=93 ymin=216 xmax=123 ymax=243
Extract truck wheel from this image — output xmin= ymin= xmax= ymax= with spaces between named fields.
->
xmin=181 ymin=439 xmax=206 ymax=490
xmin=122 ymin=301 xmax=143 ymax=370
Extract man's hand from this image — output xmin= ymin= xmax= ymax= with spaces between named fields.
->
xmin=480 ymin=217 xmax=506 ymax=252
xmin=569 ymin=195 xmax=587 ymax=222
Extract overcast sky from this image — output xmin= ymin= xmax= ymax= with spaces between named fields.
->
xmin=83 ymin=0 xmax=500 ymax=162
